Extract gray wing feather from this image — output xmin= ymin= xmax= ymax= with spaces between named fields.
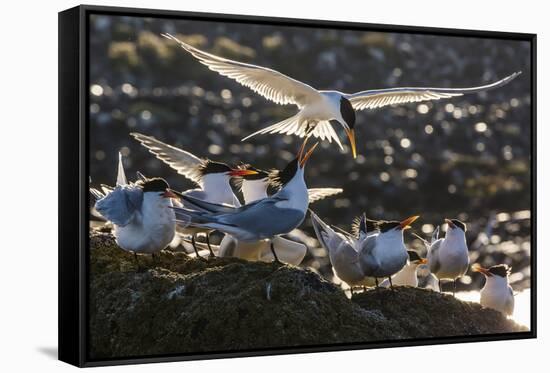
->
xmin=428 ymin=239 xmax=443 ymax=274
xmin=310 ymin=211 xmax=341 ymax=252
xmin=162 ymin=33 xmax=320 ymax=108
xmin=307 ymin=188 xmax=343 ymax=203
xmin=116 ymin=152 xmax=128 ymax=186
xmin=431 ymin=226 xmax=440 ymax=243
xmin=219 ymin=201 xmax=305 ymax=237
xmin=358 ymin=236 xmax=380 ymax=274
xmin=130 ymin=132 xmax=205 ymax=186
xmin=94 ymin=186 xmax=143 ymax=226
xmin=346 ymin=72 xmax=521 ymax=111
xmin=505 ymin=287 xmax=515 ymax=315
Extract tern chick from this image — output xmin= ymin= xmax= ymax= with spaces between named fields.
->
xmin=380 ymin=250 xmax=428 ymax=288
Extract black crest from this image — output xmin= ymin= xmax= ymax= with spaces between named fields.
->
xmin=198 ymin=160 xmax=232 ymax=175
xmin=451 ymin=219 xmax=467 ymax=232
xmin=351 ymin=215 xmax=378 ymax=237
xmin=488 ymin=264 xmax=511 ymax=277
xmin=268 ymin=158 xmax=298 ymax=188
xmin=340 ymin=97 xmax=356 ymax=129
xmin=407 ymin=250 xmax=421 ymax=262
xmin=140 ymin=178 xmax=169 ymax=193
xmin=378 ymin=221 xmax=401 ymax=233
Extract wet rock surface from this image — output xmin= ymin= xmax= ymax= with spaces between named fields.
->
xmin=89 ymin=231 xmax=527 ymax=359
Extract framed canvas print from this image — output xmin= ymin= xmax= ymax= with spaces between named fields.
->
xmin=58 ymin=4 xmax=536 ymax=367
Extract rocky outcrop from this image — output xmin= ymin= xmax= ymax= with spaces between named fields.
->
xmin=89 ymin=231 xmax=527 ymax=359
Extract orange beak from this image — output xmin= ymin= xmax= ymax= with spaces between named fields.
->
xmin=416 ymin=258 xmax=428 ymax=265
xmin=472 ymin=264 xmax=492 ymax=276
xmin=163 ymin=189 xmax=180 ymax=199
xmin=299 ymin=141 xmax=319 ymax=168
xmin=228 ymin=169 xmax=259 ymax=177
xmin=399 ymin=215 xmax=420 ymax=230
xmin=345 ymin=128 xmax=357 ymax=159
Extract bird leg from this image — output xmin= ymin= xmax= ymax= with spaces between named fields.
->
xmin=205 ymin=232 xmax=216 ymax=258
xmin=375 ymin=278 xmax=379 ymax=288
xmin=438 ymin=279 xmax=443 ymax=293
xmin=151 ymin=252 xmax=156 ymax=263
xmin=191 ymin=234 xmax=207 ymax=262
xmin=388 ymin=277 xmax=394 ymax=290
xmin=270 ymin=241 xmax=282 ymax=264
xmin=133 ymin=252 xmax=143 ymax=272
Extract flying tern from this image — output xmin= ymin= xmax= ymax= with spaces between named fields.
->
xmin=130 ymin=132 xmax=258 ymax=258
xmin=90 ymin=153 xmax=178 ymax=265
xmin=172 ymin=140 xmax=319 ymax=263
xmin=427 ymin=219 xmax=470 ymax=296
xmin=472 ymin=263 xmax=514 ymax=316
xmin=162 ymin=33 xmax=520 ymax=158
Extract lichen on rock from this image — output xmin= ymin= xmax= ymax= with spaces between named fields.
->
xmin=88 ymin=231 xmax=527 ymax=360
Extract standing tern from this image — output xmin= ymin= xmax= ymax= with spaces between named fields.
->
xmin=220 ymin=166 xmax=343 ymax=264
xmin=380 ymin=250 xmax=428 ymax=288
xmin=358 ymin=216 xmax=420 ymax=288
xmin=162 ymin=33 xmax=520 ymax=158
xmin=130 ymin=132 xmax=257 ymax=258
xmin=172 ymin=140 xmax=319 ymax=263
xmin=472 ymin=263 xmax=515 ymax=316
xmin=310 ymin=212 xmax=377 ymax=293
xmin=90 ymin=153 xmax=178 ymax=265
xmin=427 ymin=219 xmax=470 ymax=296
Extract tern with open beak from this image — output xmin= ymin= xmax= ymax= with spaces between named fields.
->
xmin=219 ymin=165 xmax=343 ymax=264
xmin=163 ymin=33 xmax=520 ymax=158
xmin=90 ymin=152 xmax=178 ymax=265
xmin=172 ymin=139 xmax=319 ymax=263
xmin=130 ymin=132 xmax=258 ymax=258
xmin=380 ymin=250 xmax=428 ymax=288
xmin=472 ymin=263 xmax=515 ymax=316
xmin=427 ymin=219 xmax=470 ymax=296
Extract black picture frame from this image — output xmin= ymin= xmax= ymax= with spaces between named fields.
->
xmin=58 ymin=4 xmax=537 ymax=367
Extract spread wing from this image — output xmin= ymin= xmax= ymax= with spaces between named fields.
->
xmin=94 ymin=185 xmax=143 ymax=226
xmin=162 ymin=33 xmax=321 ymax=108
xmin=130 ymin=132 xmax=205 ymax=187
xmin=307 ymin=188 xmax=343 ymax=203
xmin=345 ymin=72 xmax=521 ymax=111
xmin=242 ymin=118 xmax=344 ymax=150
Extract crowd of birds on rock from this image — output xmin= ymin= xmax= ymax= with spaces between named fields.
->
xmin=90 ymin=32 xmax=522 ymax=317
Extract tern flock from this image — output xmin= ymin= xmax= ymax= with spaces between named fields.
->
xmin=90 ymin=33 xmax=520 ymax=316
